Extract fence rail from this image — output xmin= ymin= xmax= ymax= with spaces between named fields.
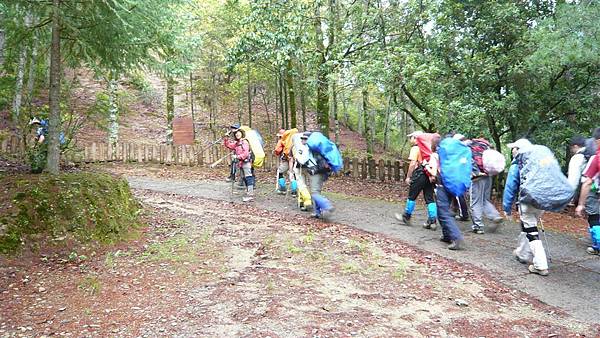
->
xmin=1 ymin=135 xmax=407 ymax=182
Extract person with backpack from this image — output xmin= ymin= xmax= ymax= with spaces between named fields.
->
xmin=575 ymin=128 xmax=600 ymax=255
xmin=436 ymin=135 xmax=472 ymax=250
xmin=223 ymin=127 xmax=255 ymax=202
xmin=301 ymin=131 xmax=336 ymax=219
xmin=462 ymin=135 xmax=504 ymax=234
xmin=274 ymin=129 xmax=298 ymax=196
xmin=503 ymin=138 xmax=573 ymax=276
xmin=450 ymin=134 xmax=470 ymax=222
xmin=395 ymin=131 xmax=438 ymax=230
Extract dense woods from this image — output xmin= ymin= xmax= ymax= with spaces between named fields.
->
xmin=1 ymin=0 xmax=600 ymax=172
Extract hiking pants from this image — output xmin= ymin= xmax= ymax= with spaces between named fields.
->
xmin=404 ymin=168 xmax=436 ymax=219
xmin=515 ymin=203 xmax=548 ymax=270
xmin=453 ymin=194 xmax=469 ymax=219
xmin=470 ymin=176 xmax=500 ymax=229
xmin=436 ymin=185 xmax=463 ymax=242
xmin=308 ymin=172 xmax=332 ymax=215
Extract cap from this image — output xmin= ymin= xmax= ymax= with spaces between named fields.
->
xmin=230 ymin=123 xmax=241 ymax=130
xmin=452 ymin=133 xmax=466 ymax=141
xmin=507 ymin=138 xmax=532 ymax=149
xmin=29 ymin=117 xmax=41 ymax=126
xmin=276 ymin=129 xmax=285 ymax=137
xmin=300 ymin=132 xmax=311 ymax=139
xmin=407 ymin=131 xmax=424 ymax=138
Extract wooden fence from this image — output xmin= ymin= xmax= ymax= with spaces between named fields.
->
xmin=1 ymin=135 xmax=407 ymax=182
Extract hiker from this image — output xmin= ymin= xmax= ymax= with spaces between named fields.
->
xmin=274 ymin=129 xmax=297 ymax=195
xmin=503 ymin=139 xmax=552 ymax=276
xmin=301 ymin=132 xmax=335 ymax=219
xmin=223 ymin=127 xmax=255 ymax=202
xmin=395 ymin=131 xmax=438 ymax=229
xmin=29 ymin=117 xmax=66 ymax=145
xmin=458 ymin=134 xmax=503 ymax=234
xmin=575 ymin=128 xmax=600 ymax=255
xmin=436 ymin=135 xmax=472 ymax=250
xmin=225 ymin=123 xmax=243 ymax=185
xmin=291 ymin=132 xmax=312 ymax=211
xmin=450 ymin=134 xmax=470 ymax=221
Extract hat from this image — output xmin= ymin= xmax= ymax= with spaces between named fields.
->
xmin=276 ymin=129 xmax=285 ymax=137
xmin=29 ymin=117 xmax=41 ymax=126
xmin=407 ymin=131 xmax=423 ymax=138
xmin=452 ymin=133 xmax=466 ymax=141
xmin=230 ymin=123 xmax=241 ymax=130
xmin=507 ymin=138 xmax=532 ymax=149
xmin=300 ymin=132 xmax=311 ymax=139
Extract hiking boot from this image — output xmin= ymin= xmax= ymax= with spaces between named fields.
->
xmin=455 ymin=215 xmax=469 ymax=222
xmin=472 ymin=226 xmax=484 ymax=235
xmin=242 ymin=195 xmax=254 ymax=202
xmin=528 ymin=265 xmax=549 ymax=276
xmin=395 ymin=213 xmax=411 ymax=226
xmin=513 ymin=250 xmax=531 ymax=264
xmin=423 ymin=218 xmax=437 ymax=231
xmin=586 ymin=247 xmax=599 ymax=255
xmin=448 ymin=240 xmax=463 ymax=250
xmin=492 ymin=216 xmax=504 ymax=224
xmin=291 ymin=191 xmax=297 ymax=197
xmin=300 ymin=206 xmax=308 ymax=212
xmin=311 ymin=213 xmax=321 ymax=219
xmin=277 ymin=189 xmax=286 ymax=195
xmin=440 ymin=236 xmax=452 ymax=244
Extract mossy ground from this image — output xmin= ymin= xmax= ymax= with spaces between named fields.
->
xmin=0 ymin=172 xmax=141 ymax=254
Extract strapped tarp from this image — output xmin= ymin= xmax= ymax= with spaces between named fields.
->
xmin=416 ymin=133 xmax=440 ymax=163
xmin=306 ymin=132 xmax=343 ymax=173
xmin=518 ymin=145 xmax=574 ymax=211
xmin=439 ymin=138 xmax=472 ymax=197
xmin=281 ymin=128 xmax=298 ymax=157
xmin=240 ymin=126 xmax=265 ymax=168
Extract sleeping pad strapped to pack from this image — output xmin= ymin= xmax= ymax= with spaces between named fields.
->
xmin=305 ymin=132 xmax=343 ymax=173
xmin=282 ymin=128 xmax=298 ymax=157
xmin=518 ymin=145 xmax=574 ymax=211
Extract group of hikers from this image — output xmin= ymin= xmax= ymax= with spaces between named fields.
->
xmin=222 ymin=124 xmax=341 ymax=218
xmin=222 ymin=123 xmax=600 ymax=277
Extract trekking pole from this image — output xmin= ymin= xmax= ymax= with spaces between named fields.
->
xmin=539 ymin=218 xmax=552 ymax=263
xmin=210 ymin=153 xmax=230 ymax=168
xmin=231 ymin=159 xmax=238 ymax=196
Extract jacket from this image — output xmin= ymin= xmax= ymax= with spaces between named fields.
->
xmin=224 ymin=138 xmax=251 ymax=167
xmin=502 ymin=158 xmax=520 ymax=214
xmin=567 ymin=149 xmax=586 ymax=190
xmin=274 ymin=139 xmax=285 ymax=157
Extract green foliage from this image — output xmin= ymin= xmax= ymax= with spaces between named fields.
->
xmin=0 ymin=173 xmax=141 ymax=255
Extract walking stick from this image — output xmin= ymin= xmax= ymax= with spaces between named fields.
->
xmin=210 ymin=153 xmax=230 ymax=168
xmin=231 ymin=159 xmax=238 ymax=196
xmin=539 ymin=218 xmax=552 ymax=263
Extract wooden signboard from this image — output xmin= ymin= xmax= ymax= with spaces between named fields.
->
xmin=173 ymin=117 xmax=194 ymax=145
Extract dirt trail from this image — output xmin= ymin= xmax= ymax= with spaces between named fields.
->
xmin=127 ymin=176 xmax=600 ymax=326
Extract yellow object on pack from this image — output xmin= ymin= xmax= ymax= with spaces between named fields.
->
xmin=240 ymin=126 xmax=265 ymax=168
xmin=281 ymin=128 xmax=298 ymax=157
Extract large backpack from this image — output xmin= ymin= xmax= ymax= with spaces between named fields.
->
xmin=306 ymin=132 xmax=343 ymax=173
xmin=469 ymin=138 xmax=491 ymax=173
xmin=291 ymin=133 xmax=310 ymax=165
xmin=415 ymin=133 xmax=440 ymax=162
xmin=583 ymin=138 xmax=597 ymax=160
xmin=518 ymin=145 xmax=574 ymax=211
xmin=281 ymin=128 xmax=298 ymax=157
xmin=240 ymin=126 xmax=265 ymax=168
xmin=439 ymin=138 xmax=472 ymax=197
xmin=482 ymin=149 xmax=506 ymax=176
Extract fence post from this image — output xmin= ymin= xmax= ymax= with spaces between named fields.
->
xmin=386 ymin=160 xmax=393 ymax=181
xmin=378 ymin=159 xmax=385 ymax=181
xmin=395 ymin=160 xmax=402 ymax=181
xmin=352 ymin=158 xmax=359 ymax=178
xmin=368 ymin=158 xmax=375 ymax=179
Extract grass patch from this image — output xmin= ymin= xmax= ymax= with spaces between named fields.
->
xmin=140 ymin=235 xmax=199 ymax=263
xmin=78 ymin=275 xmax=102 ymax=296
xmin=392 ymin=259 xmax=409 ymax=282
xmin=0 ymin=173 xmax=142 ymax=255
xmin=341 ymin=262 xmax=360 ymax=274
xmin=286 ymin=240 xmax=303 ymax=254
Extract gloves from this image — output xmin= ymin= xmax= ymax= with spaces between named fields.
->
xmin=232 ymin=154 xmax=238 ymax=161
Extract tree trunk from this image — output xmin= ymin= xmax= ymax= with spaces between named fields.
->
xmin=13 ymin=45 xmax=27 ymax=123
xmin=286 ymin=59 xmax=297 ymax=128
xmin=283 ymin=70 xmax=289 ymax=129
xmin=0 ymin=12 xmax=5 ymax=70
xmin=314 ymin=4 xmax=329 ymax=136
xmin=261 ymin=88 xmax=272 ymax=135
xmin=383 ymin=95 xmax=392 ymax=150
xmin=331 ymin=75 xmax=339 ymax=144
xmin=166 ymin=76 xmax=175 ymax=144
xmin=107 ymin=76 xmax=119 ymax=153
xmin=342 ymin=92 xmax=349 ymax=127
xmin=358 ymin=92 xmax=364 ymax=135
xmin=278 ymin=72 xmax=285 ymax=129
xmin=274 ymin=75 xmax=279 ymax=129
xmin=189 ymin=72 xmax=195 ymax=139
xmin=46 ymin=0 xmax=61 ymax=174
xmin=26 ymin=30 xmax=38 ymax=110
xmin=299 ymin=64 xmax=307 ymax=130
xmin=362 ymin=88 xmax=373 ymax=159
xmin=247 ymin=66 xmax=252 ymax=128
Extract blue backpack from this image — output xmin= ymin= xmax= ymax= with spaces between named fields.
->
xmin=306 ymin=132 xmax=343 ymax=173
xmin=439 ymin=138 xmax=472 ymax=197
